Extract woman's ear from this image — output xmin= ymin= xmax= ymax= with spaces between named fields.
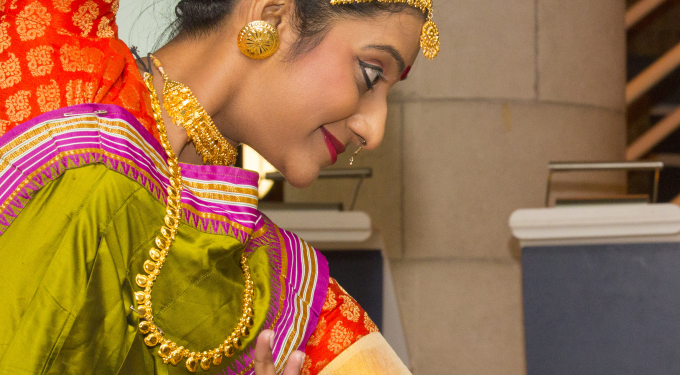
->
xmin=261 ymin=0 xmax=293 ymax=37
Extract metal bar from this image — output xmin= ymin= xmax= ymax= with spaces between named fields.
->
xmin=549 ymin=161 xmax=664 ymax=172
xmin=545 ymin=172 xmax=553 ymax=207
xmin=63 ymin=110 xmax=108 ymax=117
xmin=349 ymin=177 xmax=365 ymax=211
xmin=545 ymin=161 xmax=664 ymax=207
xmin=653 ymin=169 xmax=661 ymax=203
xmin=265 ymin=168 xmax=372 ymax=181
xmin=625 ymin=0 xmax=668 ymax=30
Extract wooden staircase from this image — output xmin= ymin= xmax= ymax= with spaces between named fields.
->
xmin=626 ymin=0 xmax=680 ymax=203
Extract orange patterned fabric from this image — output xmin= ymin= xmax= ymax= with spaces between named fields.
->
xmin=0 ymin=0 xmax=157 ymax=138
xmin=303 ymin=278 xmax=380 ymax=375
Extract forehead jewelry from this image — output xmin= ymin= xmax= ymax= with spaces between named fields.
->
xmin=330 ymin=0 xmax=440 ymax=60
xmin=349 ymin=138 xmax=368 ymax=166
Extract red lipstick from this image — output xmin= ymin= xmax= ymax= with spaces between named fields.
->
xmin=320 ymin=127 xmax=346 ymax=164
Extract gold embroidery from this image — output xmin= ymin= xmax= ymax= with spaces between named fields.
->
xmin=339 ymin=295 xmax=360 ymax=322
xmin=0 ymin=1 xmax=6 ymax=11
xmin=327 ymin=321 xmax=353 ymax=354
xmin=315 ymin=359 xmax=329 ymax=371
xmin=0 ymin=53 xmax=21 ymax=89
xmin=5 ymin=90 xmax=31 ymax=122
xmin=27 ymin=45 xmax=54 ymax=76
xmin=9 ymin=0 xmax=17 ymax=10
xmin=72 ymin=0 xmax=98 ymax=37
xmin=111 ymin=0 xmax=119 ymax=14
xmin=37 ymin=79 xmax=60 ymax=112
xmin=364 ymin=312 xmax=379 ymax=333
xmin=322 ymin=289 xmax=336 ymax=312
xmin=0 ymin=20 xmax=11 ymax=53
xmin=301 ymin=356 xmax=312 ymax=375
xmin=118 ymin=83 xmax=141 ymax=112
xmin=0 ymin=119 xmax=9 ymax=135
xmin=65 ymin=79 xmax=95 ymax=106
xmin=307 ymin=317 xmax=326 ymax=347
xmin=16 ymin=2 xmax=51 ymax=41
xmin=60 ymin=44 xmax=104 ymax=73
xmin=96 ymin=16 xmax=114 ymax=38
xmin=53 ymin=0 xmax=75 ymax=12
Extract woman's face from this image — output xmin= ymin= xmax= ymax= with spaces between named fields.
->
xmin=228 ymin=10 xmax=423 ymax=188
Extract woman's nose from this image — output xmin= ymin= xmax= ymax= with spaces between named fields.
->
xmin=354 ymin=96 xmax=388 ymax=150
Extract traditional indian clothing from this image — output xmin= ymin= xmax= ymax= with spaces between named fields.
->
xmin=0 ymin=1 xmax=409 ymax=374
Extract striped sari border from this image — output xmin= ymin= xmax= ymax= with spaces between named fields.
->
xmin=271 ymin=227 xmax=329 ymax=373
xmin=0 ymin=104 xmax=264 ymax=237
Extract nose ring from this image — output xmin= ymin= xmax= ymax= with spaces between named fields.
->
xmin=349 ymin=138 xmax=367 ymax=166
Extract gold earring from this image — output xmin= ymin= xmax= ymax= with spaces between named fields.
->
xmin=150 ymin=56 xmax=238 ymax=166
xmin=349 ymin=139 xmax=367 ymax=166
xmin=237 ymin=20 xmax=280 ymax=60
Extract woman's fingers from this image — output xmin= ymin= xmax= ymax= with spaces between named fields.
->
xmin=254 ymin=330 xmax=277 ymax=374
xmin=282 ymin=351 xmax=305 ymax=375
xmin=253 ymin=330 xmax=304 ymax=375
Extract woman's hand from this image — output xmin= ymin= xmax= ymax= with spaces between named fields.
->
xmin=254 ymin=330 xmax=304 ymax=375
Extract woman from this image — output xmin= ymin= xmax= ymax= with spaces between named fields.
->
xmin=0 ymin=0 xmax=438 ymax=374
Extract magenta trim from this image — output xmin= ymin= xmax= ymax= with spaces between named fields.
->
xmin=0 ymin=104 xmax=329 ymax=373
xmin=271 ymin=228 xmax=329 ymax=361
xmin=0 ymin=104 xmax=262 ymax=237
xmin=302 ymin=247 xmax=329 ymax=350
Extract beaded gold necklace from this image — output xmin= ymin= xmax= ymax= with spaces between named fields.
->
xmin=137 ymin=70 xmax=255 ymax=373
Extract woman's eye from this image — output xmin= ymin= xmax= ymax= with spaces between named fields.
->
xmin=359 ymin=60 xmax=384 ymax=90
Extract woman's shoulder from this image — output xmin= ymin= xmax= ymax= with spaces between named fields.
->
xmin=2 ymin=0 xmax=119 ymax=38
xmin=0 ymin=0 xmax=157 ymax=138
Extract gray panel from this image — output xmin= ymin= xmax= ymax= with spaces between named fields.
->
xmin=523 ymin=243 xmax=680 ymax=375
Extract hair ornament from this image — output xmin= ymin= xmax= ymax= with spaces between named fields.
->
xmin=330 ymin=0 xmax=439 ymax=60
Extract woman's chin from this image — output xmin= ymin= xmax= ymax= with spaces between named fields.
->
xmin=279 ymin=165 xmax=321 ymax=189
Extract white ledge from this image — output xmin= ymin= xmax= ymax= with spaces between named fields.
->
xmin=509 ymin=203 xmax=680 ymax=246
xmin=260 ymin=209 xmax=372 ymax=243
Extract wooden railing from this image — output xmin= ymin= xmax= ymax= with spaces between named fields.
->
xmin=626 ymin=0 xmax=668 ymax=30
xmin=627 ymin=104 xmax=680 ymax=161
xmin=626 ymin=43 xmax=680 ymax=106
xmin=625 ymin=0 xmax=680 ymax=203
xmin=625 ymin=41 xmax=680 ymax=162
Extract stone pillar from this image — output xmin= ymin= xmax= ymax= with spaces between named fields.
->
xmin=290 ymin=1 xmax=626 ymax=374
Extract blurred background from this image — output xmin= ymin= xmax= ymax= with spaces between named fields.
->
xmin=118 ymin=0 xmax=680 ymax=373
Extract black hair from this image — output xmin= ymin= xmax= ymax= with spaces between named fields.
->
xmin=171 ymin=0 xmax=421 ymax=56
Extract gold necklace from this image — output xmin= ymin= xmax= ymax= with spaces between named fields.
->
xmin=150 ymin=55 xmax=238 ymax=166
xmin=137 ymin=71 xmax=255 ymax=373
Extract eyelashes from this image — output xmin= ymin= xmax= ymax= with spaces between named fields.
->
xmin=358 ymin=59 xmax=385 ymax=90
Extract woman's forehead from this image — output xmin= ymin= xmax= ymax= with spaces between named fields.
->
xmin=328 ymin=12 xmax=423 ymax=63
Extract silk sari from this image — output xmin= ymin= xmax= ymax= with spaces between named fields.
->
xmin=0 ymin=1 xmax=410 ymax=374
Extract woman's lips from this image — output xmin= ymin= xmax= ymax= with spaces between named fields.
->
xmin=320 ymin=127 xmax=346 ymax=164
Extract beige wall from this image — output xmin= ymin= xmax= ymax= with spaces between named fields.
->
xmin=285 ymin=1 xmax=627 ymax=374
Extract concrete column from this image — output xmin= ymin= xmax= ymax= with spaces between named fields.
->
xmin=287 ymin=1 xmax=627 ymax=374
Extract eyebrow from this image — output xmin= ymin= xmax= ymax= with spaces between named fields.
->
xmin=364 ymin=44 xmax=406 ymax=74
